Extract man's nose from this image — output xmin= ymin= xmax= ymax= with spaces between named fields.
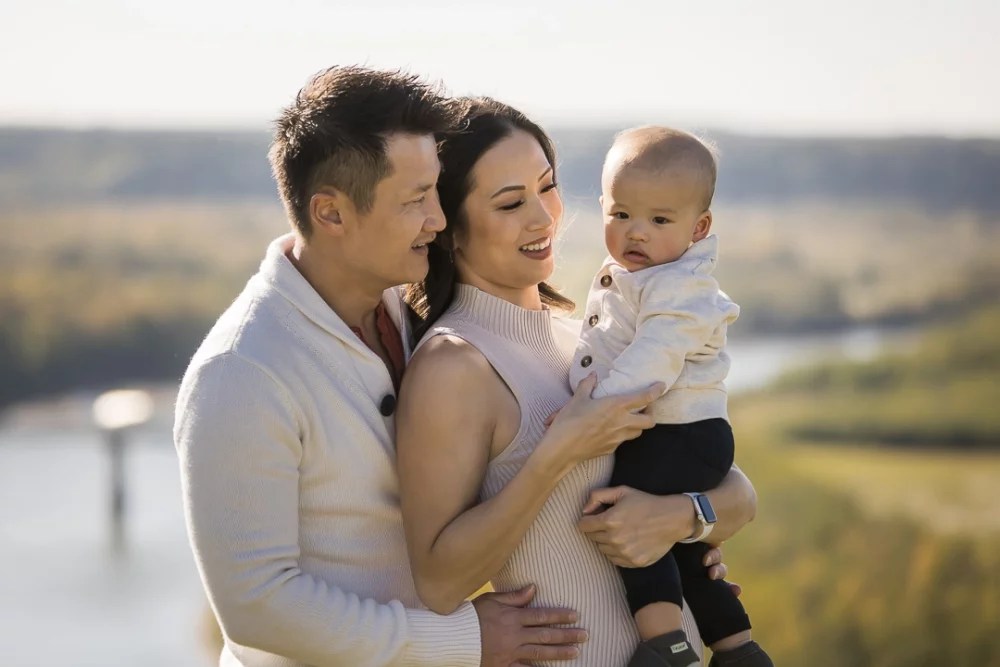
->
xmin=425 ymin=192 xmax=446 ymax=232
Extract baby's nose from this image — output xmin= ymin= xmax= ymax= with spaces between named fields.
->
xmin=626 ymin=225 xmax=648 ymax=241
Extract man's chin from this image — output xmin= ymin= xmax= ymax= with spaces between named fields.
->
xmin=394 ymin=261 xmax=430 ymax=287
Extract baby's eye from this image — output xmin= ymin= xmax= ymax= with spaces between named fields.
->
xmin=612 ymin=211 xmax=629 ymax=220
xmin=652 ymin=216 xmax=671 ymax=225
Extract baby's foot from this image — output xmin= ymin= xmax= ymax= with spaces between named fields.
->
xmin=627 ymin=630 xmax=701 ymax=667
xmin=708 ymin=640 xmax=774 ymax=667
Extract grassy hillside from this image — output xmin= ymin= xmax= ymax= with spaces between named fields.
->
xmin=2 ymin=199 xmax=998 ymax=411
xmin=2 ymin=126 xmax=998 ymax=409
xmin=765 ymin=305 xmax=1000 ymax=447
xmin=4 ymin=127 xmax=1000 ymax=213
xmin=722 ymin=307 xmax=1000 ymax=665
xmin=0 ymin=202 xmax=285 ymax=408
xmin=724 ymin=430 xmax=1000 ymax=666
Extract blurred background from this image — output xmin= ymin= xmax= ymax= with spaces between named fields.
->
xmin=1 ymin=1 xmax=998 ymax=665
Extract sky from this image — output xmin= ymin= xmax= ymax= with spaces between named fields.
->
xmin=1 ymin=0 xmax=998 ymax=136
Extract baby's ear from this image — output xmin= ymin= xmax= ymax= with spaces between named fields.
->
xmin=693 ymin=210 xmax=713 ymax=241
xmin=598 ymin=195 xmax=604 ymax=209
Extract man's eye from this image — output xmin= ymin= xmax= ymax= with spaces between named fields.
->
xmin=411 ymin=196 xmax=426 ymax=206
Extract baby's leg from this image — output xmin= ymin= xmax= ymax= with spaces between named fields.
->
xmin=618 ymin=550 xmax=685 ymax=639
xmin=620 ymin=554 xmax=702 ymax=667
xmin=611 ymin=425 xmax=687 ymax=636
xmin=612 ymin=427 xmax=702 ymax=666
xmin=673 ymin=541 xmax=753 ymax=651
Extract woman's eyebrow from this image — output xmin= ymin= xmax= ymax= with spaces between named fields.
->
xmin=490 ymin=184 xmax=525 ymax=199
xmin=490 ymin=166 xmax=554 ymax=199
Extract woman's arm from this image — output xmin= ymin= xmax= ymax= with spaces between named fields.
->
xmin=397 ymin=336 xmax=663 ymax=615
xmin=702 ymin=463 xmax=757 ymax=542
xmin=397 ymin=336 xmax=571 ymax=615
xmin=577 ymin=464 xmax=756 ymax=568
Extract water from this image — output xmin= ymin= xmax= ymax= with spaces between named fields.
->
xmin=725 ymin=326 xmax=896 ymax=393
xmin=0 ymin=326 xmax=913 ymax=666
xmin=0 ymin=427 xmax=212 ymax=667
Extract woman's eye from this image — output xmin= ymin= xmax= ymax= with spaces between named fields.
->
xmin=541 ymin=182 xmax=558 ymax=193
xmin=499 ymin=200 xmax=524 ymax=211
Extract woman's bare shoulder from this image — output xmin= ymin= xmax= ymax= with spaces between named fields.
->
xmin=403 ymin=333 xmax=522 ymax=461
xmin=403 ymin=334 xmax=500 ymax=398
xmin=399 ymin=334 xmax=511 ymax=452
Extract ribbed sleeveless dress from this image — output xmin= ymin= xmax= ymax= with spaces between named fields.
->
xmin=419 ymin=284 xmax=702 ymax=667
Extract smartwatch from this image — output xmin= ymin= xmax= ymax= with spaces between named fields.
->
xmin=679 ymin=492 xmax=717 ymax=543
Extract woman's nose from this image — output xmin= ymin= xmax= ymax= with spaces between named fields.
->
xmin=527 ymin=199 xmax=556 ymax=231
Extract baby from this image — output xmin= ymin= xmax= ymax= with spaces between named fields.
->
xmin=570 ymin=127 xmax=772 ymax=667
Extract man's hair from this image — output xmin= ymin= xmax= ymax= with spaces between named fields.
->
xmin=605 ymin=126 xmax=719 ymax=210
xmin=269 ymin=66 xmax=463 ymax=236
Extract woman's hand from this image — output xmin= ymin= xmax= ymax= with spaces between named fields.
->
xmin=578 ymin=486 xmax=739 ymax=592
xmin=539 ymin=374 xmax=664 ymax=473
xmin=577 ymin=486 xmax=693 ymax=568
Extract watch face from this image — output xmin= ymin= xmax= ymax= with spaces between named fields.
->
xmin=696 ymin=495 xmax=718 ymax=524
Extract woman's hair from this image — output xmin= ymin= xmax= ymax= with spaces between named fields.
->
xmin=406 ymin=97 xmax=575 ymax=342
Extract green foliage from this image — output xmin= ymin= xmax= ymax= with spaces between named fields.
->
xmin=729 ymin=438 xmax=1000 ymax=667
xmin=721 ymin=308 xmax=1000 ymax=664
xmin=0 ymin=203 xmax=285 ymax=408
xmin=773 ymin=307 xmax=1000 ymax=446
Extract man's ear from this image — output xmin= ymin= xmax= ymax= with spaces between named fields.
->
xmin=310 ymin=187 xmax=348 ymax=237
xmin=692 ymin=210 xmax=713 ymax=243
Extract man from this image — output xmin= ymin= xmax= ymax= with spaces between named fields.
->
xmin=175 ymin=66 xmax=735 ymax=667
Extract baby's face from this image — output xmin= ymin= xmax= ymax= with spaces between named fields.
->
xmin=602 ymin=167 xmax=711 ymax=272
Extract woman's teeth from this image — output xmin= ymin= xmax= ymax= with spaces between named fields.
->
xmin=520 ymin=238 xmax=551 ymax=251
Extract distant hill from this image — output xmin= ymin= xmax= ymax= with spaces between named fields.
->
xmin=0 ymin=128 xmax=274 ymax=207
xmin=3 ymin=127 xmax=1000 ymax=213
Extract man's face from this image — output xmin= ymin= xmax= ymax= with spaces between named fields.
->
xmin=342 ymin=133 xmax=445 ymax=287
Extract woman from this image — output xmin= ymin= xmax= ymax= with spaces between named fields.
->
xmin=397 ymin=98 xmax=757 ymax=667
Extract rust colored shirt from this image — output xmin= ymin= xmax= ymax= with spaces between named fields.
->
xmin=350 ymin=301 xmax=405 ymax=392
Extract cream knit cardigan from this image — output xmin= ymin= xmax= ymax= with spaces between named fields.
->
xmin=174 ymin=234 xmax=481 ymax=667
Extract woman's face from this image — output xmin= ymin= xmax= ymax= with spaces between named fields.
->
xmin=453 ymin=129 xmax=563 ymax=297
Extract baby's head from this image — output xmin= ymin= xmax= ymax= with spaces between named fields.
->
xmin=601 ymin=126 xmax=717 ymax=271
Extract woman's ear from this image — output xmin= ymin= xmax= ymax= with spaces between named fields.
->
xmin=692 ymin=210 xmax=713 ymax=243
